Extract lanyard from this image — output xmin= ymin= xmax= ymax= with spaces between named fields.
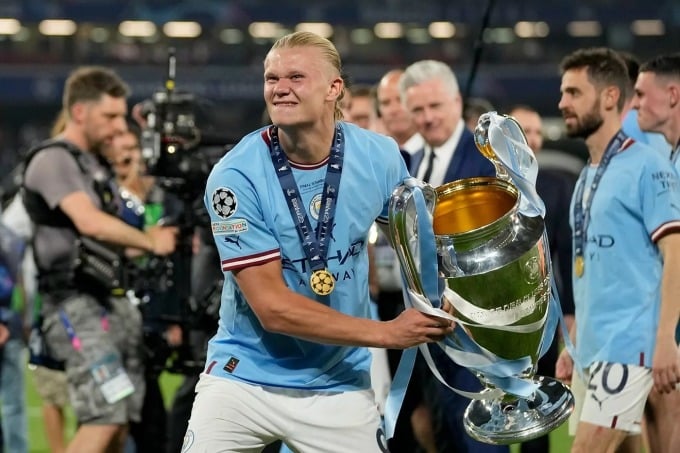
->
xmin=268 ymin=124 xmax=345 ymax=284
xmin=59 ymin=308 xmax=109 ymax=352
xmin=572 ymin=130 xmax=629 ymax=273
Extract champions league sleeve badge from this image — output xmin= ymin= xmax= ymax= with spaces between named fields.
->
xmin=211 ymin=187 xmax=237 ymax=219
xmin=310 ymin=269 xmax=335 ymax=295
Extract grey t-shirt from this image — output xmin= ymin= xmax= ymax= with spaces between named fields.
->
xmin=23 ymin=144 xmax=107 ymax=273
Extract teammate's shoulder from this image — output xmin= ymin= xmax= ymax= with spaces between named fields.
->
xmin=619 ymin=138 xmax=677 ymax=178
xmin=626 ymin=138 xmax=668 ymax=163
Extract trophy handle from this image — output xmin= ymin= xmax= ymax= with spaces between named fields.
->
xmin=387 ymin=178 xmax=437 ymax=299
xmin=474 ymin=113 xmax=511 ymax=181
xmin=474 ymin=111 xmax=545 ymax=219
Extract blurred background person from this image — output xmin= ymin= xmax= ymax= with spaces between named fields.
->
xmin=0 ymin=205 xmax=28 ymax=453
xmin=375 ymin=68 xmax=424 ymax=166
xmin=103 ymin=124 xmax=184 ymax=453
xmin=2 ymin=109 xmax=68 ymax=453
xmin=463 ymin=97 xmax=495 ymax=131
xmin=347 ymin=84 xmax=379 ymax=131
xmin=402 ymin=60 xmax=495 ymax=186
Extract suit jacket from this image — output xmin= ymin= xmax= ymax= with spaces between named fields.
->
xmin=409 ymin=127 xmax=495 ymax=182
xmin=535 ymin=167 xmax=577 ymax=316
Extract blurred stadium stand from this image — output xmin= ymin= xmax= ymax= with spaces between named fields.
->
xmin=0 ymin=0 xmax=677 ymax=177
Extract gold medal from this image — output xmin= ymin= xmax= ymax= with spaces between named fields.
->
xmin=574 ymin=255 xmax=584 ymax=278
xmin=310 ymin=269 xmax=335 ymax=295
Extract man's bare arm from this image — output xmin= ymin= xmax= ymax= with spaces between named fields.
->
xmin=233 ymin=259 xmax=453 ymax=349
xmin=60 ymin=191 xmax=176 ymax=255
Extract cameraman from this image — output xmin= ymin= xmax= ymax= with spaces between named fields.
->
xmin=23 ymin=66 xmax=177 ymax=453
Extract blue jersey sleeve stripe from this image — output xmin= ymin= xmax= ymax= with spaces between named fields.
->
xmin=375 ymin=216 xmax=389 ymax=225
xmin=221 ymin=249 xmax=281 ymax=271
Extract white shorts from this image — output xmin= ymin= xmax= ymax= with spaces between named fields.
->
xmin=183 ymin=373 xmax=386 ymax=453
xmin=569 ymin=361 xmax=652 ymax=435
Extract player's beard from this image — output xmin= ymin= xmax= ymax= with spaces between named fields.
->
xmin=84 ymin=127 xmax=106 ymax=157
xmin=565 ymin=99 xmax=604 ymax=140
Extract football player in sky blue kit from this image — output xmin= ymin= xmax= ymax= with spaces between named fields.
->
xmin=183 ymin=31 xmax=454 ymax=453
xmin=618 ymin=51 xmax=672 ymax=157
xmin=635 ymin=54 xmax=680 ymax=173
xmin=633 ymin=52 xmax=680 ymax=453
xmin=554 ymin=48 xmax=680 ymax=453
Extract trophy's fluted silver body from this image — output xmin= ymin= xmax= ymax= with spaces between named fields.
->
xmin=389 ymin=113 xmax=573 ymax=444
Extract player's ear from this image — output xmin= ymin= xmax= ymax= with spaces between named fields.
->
xmin=70 ymin=102 xmax=87 ymax=124
xmin=602 ymin=86 xmax=619 ymax=111
xmin=327 ymin=77 xmax=343 ymax=102
xmin=669 ymin=83 xmax=679 ymax=109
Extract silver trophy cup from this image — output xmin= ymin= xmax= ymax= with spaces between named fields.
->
xmin=388 ymin=113 xmax=574 ymax=444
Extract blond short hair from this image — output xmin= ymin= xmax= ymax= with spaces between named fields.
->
xmin=269 ymin=31 xmax=345 ymax=121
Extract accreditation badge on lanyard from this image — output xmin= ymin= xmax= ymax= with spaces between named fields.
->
xmin=267 ymin=124 xmax=345 ymax=296
xmin=90 ymin=352 xmax=135 ymax=404
xmin=60 ymin=309 xmax=134 ymax=404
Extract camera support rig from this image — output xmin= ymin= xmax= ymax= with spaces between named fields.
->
xmin=137 ymin=48 xmax=221 ymax=375
xmin=141 ymin=47 xmax=205 ymax=185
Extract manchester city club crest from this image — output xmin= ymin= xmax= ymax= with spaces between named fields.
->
xmin=181 ymin=429 xmax=194 ymax=452
xmin=211 ymin=187 xmax=237 ymax=219
xmin=309 ymin=193 xmax=322 ymax=220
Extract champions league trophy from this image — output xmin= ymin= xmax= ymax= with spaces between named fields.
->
xmin=388 ymin=112 xmax=574 ymax=444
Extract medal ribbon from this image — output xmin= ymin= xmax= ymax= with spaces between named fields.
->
xmin=572 ymin=131 xmax=628 ymax=266
xmin=268 ymin=124 xmax=344 ymax=278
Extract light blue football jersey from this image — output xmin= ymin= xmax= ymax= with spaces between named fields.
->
xmin=622 ymin=109 xmax=672 ymax=158
xmin=203 ymin=121 xmax=409 ymax=390
xmin=570 ymin=136 xmax=680 ymax=369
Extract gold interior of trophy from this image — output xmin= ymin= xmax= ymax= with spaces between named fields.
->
xmin=433 ymin=177 xmax=518 ymax=235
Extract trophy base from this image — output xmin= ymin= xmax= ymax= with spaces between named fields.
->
xmin=463 ymin=376 xmax=574 ymax=445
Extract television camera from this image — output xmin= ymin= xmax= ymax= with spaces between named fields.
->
xmin=135 ymin=48 xmax=231 ymax=375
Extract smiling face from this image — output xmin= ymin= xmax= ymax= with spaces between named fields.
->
xmin=403 ymin=77 xmax=462 ymax=147
xmin=377 ymin=71 xmax=415 ymax=140
xmin=263 ymin=45 xmax=342 ymax=129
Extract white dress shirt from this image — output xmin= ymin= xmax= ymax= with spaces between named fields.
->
xmin=416 ymin=120 xmax=465 ymax=187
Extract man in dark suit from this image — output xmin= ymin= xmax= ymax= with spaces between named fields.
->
xmin=400 ymin=60 xmax=495 ymax=185
xmin=398 ymin=60 xmax=504 ymax=453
